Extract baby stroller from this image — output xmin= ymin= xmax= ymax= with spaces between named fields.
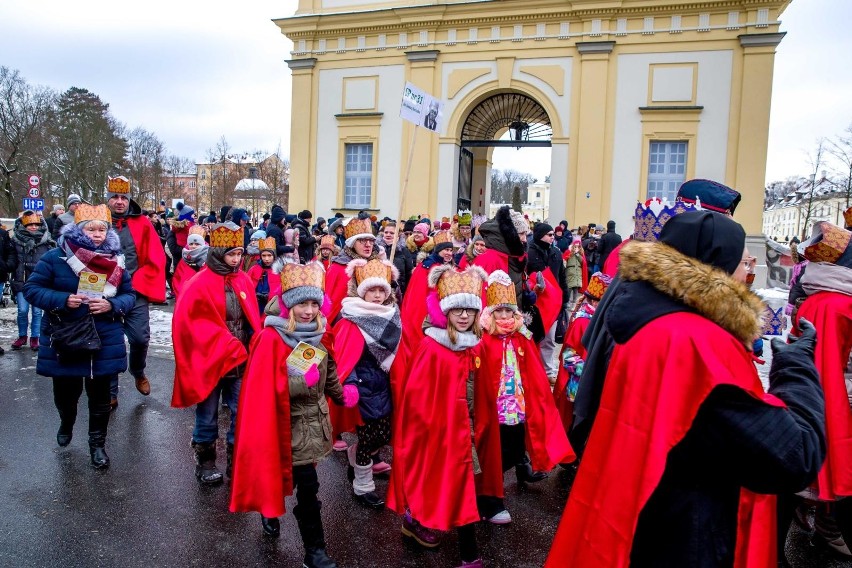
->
xmin=0 ymin=279 xmax=11 ymax=308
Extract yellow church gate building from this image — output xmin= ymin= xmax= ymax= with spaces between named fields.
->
xmin=277 ymin=0 xmax=790 ymax=238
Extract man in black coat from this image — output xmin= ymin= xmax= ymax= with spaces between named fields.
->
xmin=293 ymin=210 xmax=317 ymax=263
xmin=598 ymin=220 xmax=622 ymax=268
xmin=526 ymin=223 xmax=570 ymax=381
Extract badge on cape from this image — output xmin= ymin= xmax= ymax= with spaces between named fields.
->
xmin=239 ymin=291 xmax=247 ymax=300
xmin=474 ymin=356 xmax=481 ymax=369
xmin=517 ymin=346 xmax=524 ymax=357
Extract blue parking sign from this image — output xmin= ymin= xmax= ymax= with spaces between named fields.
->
xmin=23 ymin=198 xmax=45 ymax=211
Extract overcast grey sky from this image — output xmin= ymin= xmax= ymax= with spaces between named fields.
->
xmin=3 ymin=0 xmax=847 ymax=184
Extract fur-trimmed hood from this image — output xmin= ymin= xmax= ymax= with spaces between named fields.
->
xmin=59 ymin=222 xmax=123 ymax=256
xmin=618 ymin=241 xmax=765 ymax=347
xmin=477 ymin=206 xmax=525 ymax=257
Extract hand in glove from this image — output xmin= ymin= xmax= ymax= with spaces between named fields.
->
xmin=534 ymin=271 xmax=546 ymax=293
xmin=342 ymin=384 xmax=360 ymax=408
xmin=303 ymin=364 xmax=320 ymax=388
xmin=768 ymin=318 xmax=818 ymax=388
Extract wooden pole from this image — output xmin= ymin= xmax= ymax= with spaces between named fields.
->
xmin=389 ymin=124 xmax=419 ymax=264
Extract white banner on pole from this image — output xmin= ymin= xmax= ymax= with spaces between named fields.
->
xmin=400 ymin=82 xmax=444 ymax=132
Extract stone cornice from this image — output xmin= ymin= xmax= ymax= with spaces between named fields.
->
xmin=286 ymin=58 xmax=317 ymax=70
xmin=739 ymin=32 xmax=786 ymax=47
xmin=576 ymin=41 xmax=615 ymax=54
xmin=406 ymin=50 xmax=440 ymax=62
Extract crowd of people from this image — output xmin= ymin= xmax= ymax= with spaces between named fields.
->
xmin=0 ymin=176 xmax=850 ymax=568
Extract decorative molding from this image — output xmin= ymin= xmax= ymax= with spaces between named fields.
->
xmin=286 ymin=58 xmax=317 ymax=70
xmin=615 ymin=18 xmax=627 ymax=36
xmin=447 ymin=29 xmax=457 ymax=45
xmin=576 ymin=41 xmax=615 ymax=55
xmin=727 ymin=11 xmax=741 ymax=30
xmin=698 ymin=13 xmax=710 ymax=32
xmin=590 ymin=19 xmax=602 ymax=37
xmin=739 ymin=32 xmax=786 ymax=48
xmin=406 ymin=49 xmax=440 ymax=62
xmin=559 ymin=22 xmax=570 ymax=39
xmin=468 ymin=28 xmax=479 ymax=44
xmin=670 ymin=15 xmax=682 ymax=34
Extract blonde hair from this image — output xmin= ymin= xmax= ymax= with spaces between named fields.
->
xmin=447 ymin=313 xmax=482 ymax=344
xmin=286 ymin=307 xmax=325 ymax=332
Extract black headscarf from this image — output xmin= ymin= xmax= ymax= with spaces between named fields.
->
xmin=658 ymin=211 xmax=744 ymax=275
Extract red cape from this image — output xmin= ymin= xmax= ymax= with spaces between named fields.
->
xmin=329 ymin=317 xmax=368 ymax=431
xmin=126 ymin=215 xmax=166 ymax=302
xmin=472 ymin=248 xmax=509 ymax=274
xmin=229 ymin=328 xmax=294 ymax=518
xmin=247 ymin=263 xmax=279 ymax=296
xmin=171 ymin=269 xmax=261 ymax=408
xmin=797 ymin=291 xmax=852 ymax=500
xmin=387 ymin=336 xmax=481 ymax=530
xmin=325 ymin=261 xmax=350 ymax=324
xmin=552 ymin=315 xmax=591 ymax=430
xmin=602 ymin=239 xmax=627 ymax=278
xmin=528 ymin=269 xmax=562 ymax=331
xmin=171 ymin=260 xmax=201 ymax=299
xmin=398 ymin=263 xmax=430 ymax=368
xmin=475 ymin=332 xmax=575 ymax=498
xmin=546 ymin=312 xmax=784 ymax=568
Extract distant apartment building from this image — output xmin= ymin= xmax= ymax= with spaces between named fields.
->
xmin=195 ymin=153 xmax=289 ymax=217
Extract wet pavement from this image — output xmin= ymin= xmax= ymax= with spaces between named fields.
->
xmin=0 ymin=305 xmax=848 ymax=567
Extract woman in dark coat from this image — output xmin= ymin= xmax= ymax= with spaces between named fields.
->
xmin=8 ymin=211 xmax=56 ymax=351
xmin=23 ymin=204 xmax=135 ymax=470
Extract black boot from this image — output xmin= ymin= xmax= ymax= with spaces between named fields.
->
xmin=192 ymin=441 xmax=224 ymax=485
xmin=295 ymin=502 xmax=338 ymax=568
xmin=88 ymin=394 xmax=110 ymax=469
xmin=515 ymin=455 xmax=547 ymax=484
xmin=53 ymin=378 xmax=81 ymax=447
xmin=226 ymin=442 xmax=234 ymax=478
xmin=261 ymin=515 xmax=280 ymax=538
xmin=56 ymin=406 xmax=77 ymax=447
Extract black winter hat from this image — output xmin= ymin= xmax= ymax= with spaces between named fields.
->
xmin=270 ymin=205 xmax=285 ymax=225
xmin=607 ymin=220 xmax=616 ymax=231
xmin=299 ymin=209 xmax=312 ymax=220
xmin=433 ymin=241 xmax=454 ymax=255
xmin=533 ymin=223 xmax=554 ymax=242
xmin=403 ymin=219 xmax=417 ymax=233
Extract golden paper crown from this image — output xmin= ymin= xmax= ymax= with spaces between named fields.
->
xmin=344 ymin=218 xmax=373 ymax=241
xmin=209 ymin=224 xmax=244 ymax=249
xmin=803 ymin=222 xmax=851 ymax=264
xmin=584 ymin=272 xmax=612 ymax=301
xmin=258 ymin=237 xmax=276 ymax=252
xmin=437 ymin=269 xmax=483 ymax=301
xmin=280 ymin=262 xmax=325 ymax=294
xmin=433 ymin=230 xmax=451 ymax=245
xmin=486 ymin=273 xmax=517 ymax=308
xmin=354 ymin=258 xmax=392 ymax=286
xmin=20 ymin=211 xmax=41 ymax=226
xmin=74 ymin=203 xmax=112 ymax=225
xmin=319 ymin=234 xmax=337 ymax=251
xmin=188 ymin=225 xmax=207 ymax=237
xmin=107 ymin=176 xmax=131 ymax=195
xmin=844 ymin=206 xmax=852 ymax=229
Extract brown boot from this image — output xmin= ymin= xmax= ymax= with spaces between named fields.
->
xmin=135 ymin=375 xmax=151 ymax=396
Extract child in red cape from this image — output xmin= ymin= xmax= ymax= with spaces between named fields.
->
xmin=171 ymin=222 xmax=260 ymax=486
xmin=334 ymin=257 xmax=401 ymax=510
xmin=229 ymin=261 xmax=359 ymax=568
xmin=246 ymin=237 xmax=277 ymax=316
xmin=388 ymin=264 xmax=488 ymax=568
xmin=171 ymin=228 xmax=208 ymax=299
xmin=552 ymin=271 xmax=612 ymax=431
xmin=475 ymin=270 xmax=575 ymax=525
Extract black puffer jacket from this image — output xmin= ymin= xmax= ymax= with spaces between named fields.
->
xmin=292 ymin=218 xmax=317 ymax=263
xmin=344 ymin=346 xmax=392 ymax=421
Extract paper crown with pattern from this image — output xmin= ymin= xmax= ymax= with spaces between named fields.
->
xmin=584 ymin=271 xmax=613 ymax=301
xmin=188 ymin=225 xmax=206 ymax=237
xmin=485 ymin=270 xmax=517 ymax=310
xmin=318 ymin=234 xmax=337 ymax=252
xmin=428 ymin=264 xmax=487 ymax=314
xmin=432 ymin=230 xmax=451 ymax=245
xmin=762 ymin=306 xmax=787 ymax=336
xmin=801 ymin=221 xmax=851 ymax=264
xmin=74 ymin=203 xmax=112 ymax=225
xmin=844 ymin=206 xmax=852 ymax=229
xmin=346 ymin=258 xmax=397 ymax=297
xmin=279 ymin=262 xmax=326 ymax=309
xmin=209 ymin=223 xmax=244 ymax=249
xmin=257 ymin=237 xmax=276 ymax=253
xmin=20 ymin=211 xmax=41 ymax=226
xmin=106 ymin=176 xmax=131 ymax=195
xmin=632 ymin=198 xmax=701 ymax=242
xmin=343 ymin=218 xmax=375 ymax=247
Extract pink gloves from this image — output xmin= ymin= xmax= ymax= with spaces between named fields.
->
xmin=304 ymin=364 xmax=320 ymax=388
xmin=342 ymin=384 xmax=360 ymax=408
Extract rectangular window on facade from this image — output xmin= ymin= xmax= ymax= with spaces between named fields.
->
xmin=201 ymin=171 xmax=206 ymax=180
xmin=190 ymin=181 xmax=196 ymax=189
xmin=344 ymin=143 xmax=373 ymax=209
xmin=647 ymin=141 xmax=687 ymax=202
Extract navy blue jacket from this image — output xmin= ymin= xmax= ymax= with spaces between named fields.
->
xmin=344 ymin=345 xmax=392 ymax=421
xmin=23 ymin=247 xmax=135 ymax=378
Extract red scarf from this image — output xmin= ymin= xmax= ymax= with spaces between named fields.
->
xmin=64 ymin=240 xmax=123 ymax=289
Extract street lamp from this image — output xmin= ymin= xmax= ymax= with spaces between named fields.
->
xmin=509 ymin=115 xmax=529 ymax=150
